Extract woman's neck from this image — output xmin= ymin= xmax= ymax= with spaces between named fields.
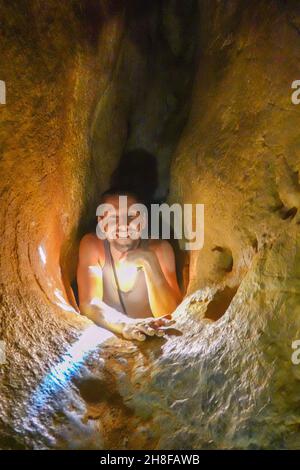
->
xmin=109 ymin=238 xmax=141 ymax=262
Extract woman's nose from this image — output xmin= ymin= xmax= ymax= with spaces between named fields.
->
xmin=117 ymin=223 xmax=129 ymax=238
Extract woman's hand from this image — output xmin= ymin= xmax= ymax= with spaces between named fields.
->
xmin=119 ymin=248 xmax=154 ymax=269
xmin=120 ymin=314 xmax=175 ymax=341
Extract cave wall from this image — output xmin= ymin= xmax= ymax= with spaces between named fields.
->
xmin=166 ymin=0 xmax=300 ymax=448
xmin=1 ymin=0 xmax=300 ymax=450
xmin=170 ymin=0 xmax=300 ymax=296
xmin=0 ymin=0 xmax=128 ymax=447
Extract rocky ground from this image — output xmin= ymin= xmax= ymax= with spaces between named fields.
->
xmin=1 ymin=0 xmax=300 ymax=449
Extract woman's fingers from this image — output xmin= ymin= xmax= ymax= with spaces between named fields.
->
xmin=139 ymin=324 xmax=165 ymax=337
xmin=138 ymin=324 xmax=156 ymax=336
xmin=162 ymin=318 xmax=176 ymax=326
xmin=160 ymin=314 xmax=176 ymax=325
xmin=122 ymin=317 xmax=175 ymax=341
xmin=149 ymin=317 xmax=175 ymax=328
xmin=129 ymin=328 xmax=146 ymax=341
xmin=154 ymin=329 xmax=165 ymax=337
xmin=133 ymin=329 xmax=146 ymax=341
xmin=136 ymin=322 xmax=165 ymax=337
xmin=122 ymin=325 xmax=145 ymax=341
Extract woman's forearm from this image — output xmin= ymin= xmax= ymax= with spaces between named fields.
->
xmin=142 ymin=256 xmax=180 ymax=317
xmin=79 ymin=300 xmax=129 ymax=334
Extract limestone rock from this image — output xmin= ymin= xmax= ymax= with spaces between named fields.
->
xmin=1 ymin=0 xmax=300 ymax=450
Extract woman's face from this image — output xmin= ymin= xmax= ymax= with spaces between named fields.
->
xmin=97 ymin=194 xmax=145 ymax=252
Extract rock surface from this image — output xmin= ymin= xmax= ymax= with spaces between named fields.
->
xmin=1 ymin=0 xmax=300 ymax=449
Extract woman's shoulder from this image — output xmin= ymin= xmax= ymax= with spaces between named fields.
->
xmin=146 ymin=238 xmax=173 ymax=253
xmin=79 ymin=232 xmax=105 ymax=265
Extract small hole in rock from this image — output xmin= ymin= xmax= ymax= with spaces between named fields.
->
xmin=280 ymin=206 xmax=297 ymax=220
xmin=74 ymin=377 xmax=124 ymax=406
xmin=211 ymin=246 xmax=233 ymax=273
xmin=205 ymin=286 xmax=239 ymax=322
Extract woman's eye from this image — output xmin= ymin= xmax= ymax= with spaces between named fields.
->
xmin=128 ymin=216 xmax=136 ymax=221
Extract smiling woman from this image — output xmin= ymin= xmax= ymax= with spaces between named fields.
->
xmin=76 ymin=189 xmax=182 ymax=338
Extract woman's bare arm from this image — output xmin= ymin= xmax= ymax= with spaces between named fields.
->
xmin=77 ymin=234 xmax=174 ymax=339
xmin=120 ymin=240 xmax=183 ymax=318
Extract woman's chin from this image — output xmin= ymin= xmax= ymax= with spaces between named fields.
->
xmin=113 ymin=238 xmax=136 ymax=252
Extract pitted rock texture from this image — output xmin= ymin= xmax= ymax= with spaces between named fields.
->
xmin=1 ymin=0 xmax=300 ymax=450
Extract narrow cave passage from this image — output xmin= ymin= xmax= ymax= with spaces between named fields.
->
xmin=69 ymin=146 xmax=191 ymax=310
xmin=63 ymin=0 xmax=200 ymax=313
